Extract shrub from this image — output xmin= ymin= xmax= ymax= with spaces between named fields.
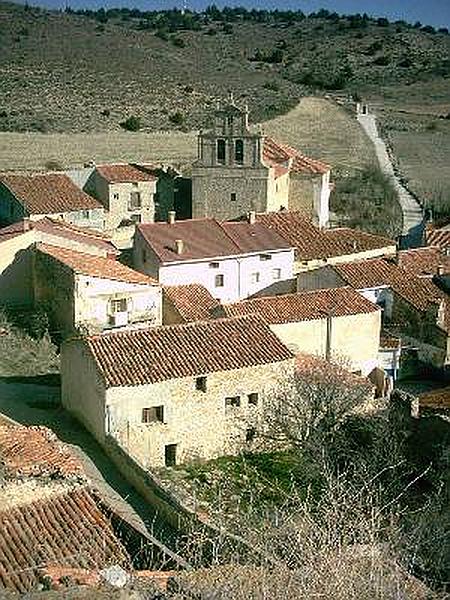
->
xmin=222 ymin=22 xmax=233 ymax=34
xmin=155 ymin=28 xmax=169 ymax=41
xmin=120 ymin=115 xmax=141 ymax=131
xmin=373 ymin=55 xmax=391 ymax=66
xmin=184 ymin=85 xmax=194 ymax=93
xmin=365 ymin=40 xmax=383 ymax=55
xmin=171 ymin=36 xmax=185 ymax=48
xmin=100 ymin=108 xmax=111 ymax=117
xmin=169 ymin=111 xmax=184 ymax=126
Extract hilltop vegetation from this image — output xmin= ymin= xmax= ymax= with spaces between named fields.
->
xmin=0 ymin=2 xmax=449 ymax=134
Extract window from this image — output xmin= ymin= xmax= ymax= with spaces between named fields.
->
xmin=113 ymin=193 xmax=120 ymax=200
xmin=82 ymin=209 xmax=90 ymax=219
xmin=142 ymin=406 xmax=164 ymax=423
xmin=227 ymin=115 xmax=234 ymax=128
xmin=129 ymin=191 xmax=141 ymax=210
xmin=215 ymin=274 xmax=224 ymax=287
xmin=248 ymin=393 xmax=258 ymax=406
xmin=230 ymin=193 xmax=237 ymax=202
xmin=196 ymin=376 xmax=207 ymax=392
xmin=165 ymin=444 xmax=177 ymax=467
xmin=209 ymin=262 xmax=220 ymax=269
xmin=246 ymin=427 xmax=256 ymax=443
xmin=217 ymin=139 xmax=226 ymax=164
xmin=272 ymin=268 xmax=282 ymax=280
xmin=235 ymin=139 xmax=244 ymax=164
xmin=259 ymin=254 xmax=272 ymax=261
xmin=225 ymin=396 xmax=241 ymax=408
xmin=130 ymin=214 xmax=142 ymax=224
xmin=110 ymin=298 xmax=127 ymax=313
xmin=250 ymin=272 xmax=260 ymax=285
xmin=142 ymin=249 xmax=147 ymax=263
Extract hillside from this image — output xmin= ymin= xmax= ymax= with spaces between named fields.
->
xmin=0 ymin=2 xmax=449 ymax=134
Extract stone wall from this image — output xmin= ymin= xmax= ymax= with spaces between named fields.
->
xmin=0 ymin=230 xmax=36 ymax=306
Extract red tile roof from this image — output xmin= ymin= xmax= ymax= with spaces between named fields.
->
xmin=296 ymin=353 xmax=373 ymax=390
xmin=397 ymin=247 xmax=450 ymax=277
xmin=137 ymin=218 xmax=292 ymax=264
xmin=0 ymin=217 xmax=117 ymax=254
xmin=163 ymin=284 xmax=221 ymax=322
xmin=0 ymin=486 xmax=130 ymax=594
xmin=426 ymin=226 xmax=450 ymax=251
xmin=0 ymin=425 xmax=84 ymax=481
xmin=418 ymin=387 xmax=450 ymax=410
xmin=96 ymin=164 xmax=157 ymax=183
xmin=380 ymin=333 xmax=401 ymax=350
xmin=83 ymin=315 xmax=294 ymax=387
xmin=256 ymin=212 xmax=395 ymax=261
xmin=38 ymin=243 xmax=157 ymax=285
xmin=0 ymin=173 xmax=102 ymax=215
xmin=263 ymin=137 xmax=330 ymax=176
xmin=223 ymin=287 xmax=380 ymax=324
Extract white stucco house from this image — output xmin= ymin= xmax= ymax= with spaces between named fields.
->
xmin=35 ymin=243 xmax=162 ymax=337
xmin=133 ymin=212 xmax=295 ymax=303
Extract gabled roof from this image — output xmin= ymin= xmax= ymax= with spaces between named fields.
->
xmin=38 ymin=243 xmax=157 ymax=285
xmin=0 ymin=173 xmax=102 ymax=215
xmin=263 ymin=137 xmax=330 ymax=176
xmin=0 ymin=486 xmax=130 ymax=594
xmin=163 ymin=284 xmax=221 ymax=322
xmin=137 ymin=218 xmax=293 ymax=264
xmin=223 ymin=287 xmax=380 ymax=324
xmin=83 ymin=315 xmax=294 ymax=388
xmin=256 ymin=211 xmax=395 ymax=261
xmin=397 ymin=246 xmax=450 ymax=277
xmin=95 ymin=164 xmax=157 ymax=184
xmin=426 ymin=225 xmax=450 ymax=250
xmin=0 ymin=425 xmax=84 ymax=481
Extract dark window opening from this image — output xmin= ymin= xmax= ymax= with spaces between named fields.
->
xmin=209 ymin=262 xmax=220 ymax=269
xmin=246 ymin=427 xmax=256 ymax=443
xmin=196 ymin=376 xmax=207 ymax=392
xmin=248 ymin=393 xmax=258 ymax=406
xmin=129 ymin=191 xmax=141 ymax=210
xmin=230 ymin=193 xmax=237 ymax=202
xmin=165 ymin=444 xmax=177 ymax=467
xmin=215 ymin=274 xmax=224 ymax=287
xmin=217 ymin=139 xmax=226 ymax=164
xmin=225 ymin=396 xmax=241 ymax=408
xmin=142 ymin=406 xmax=164 ymax=423
xmin=130 ymin=214 xmax=142 ymax=223
xmin=259 ymin=254 xmax=272 ymax=261
xmin=235 ymin=139 xmax=244 ymax=164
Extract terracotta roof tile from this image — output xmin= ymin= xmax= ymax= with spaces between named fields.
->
xmin=426 ymin=226 xmax=450 ymax=251
xmin=96 ymin=164 xmax=157 ymax=183
xmin=137 ymin=218 xmax=292 ymax=264
xmin=0 ymin=173 xmax=101 ymax=215
xmin=296 ymin=353 xmax=373 ymax=390
xmin=397 ymin=247 xmax=450 ymax=277
xmin=380 ymin=332 xmax=401 ymax=350
xmin=418 ymin=387 xmax=450 ymax=410
xmin=223 ymin=287 xmax=380 ymax=324
xmin=84 ymin=315 xmax=294 ymax=388
xmin=263 ymin=137 xmax=330 ymax=175
xmin=163 ymin=284 xmax=221 ymax=322
xmin=38 ymin=243 xmax=157 ymax=285
xmin=0 ymin=486 xmax=130 ymax=594
xmin=256 ymin=212 xmax=395 ymax=261
xmin=0 ymin=425 xmax=84 ymax=481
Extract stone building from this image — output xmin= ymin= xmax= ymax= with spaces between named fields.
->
xmin=0 ymin=217 xmax=117 ymax=307
xmin=222 ymin=287 xmax=382 ymax=376
xmin=191 ymin=98 xmax=331 ymax=226
xmin=35 ymin=243 xmax=162 ymax=337
xmin=133 ymin=213 xmax=295 ymax=302
xmin=0 ymin=172 xmax=104 ymax=230
xmin=61 ymin=315 xmax=295 ymax=467
xmin=85 ymin=164 xmax=157 ymax=247
xmin=256 ymin=211 xmax=397 ymax=274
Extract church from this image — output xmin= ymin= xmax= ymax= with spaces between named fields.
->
xmin=191 ymin=95 xmax=332 ymax=227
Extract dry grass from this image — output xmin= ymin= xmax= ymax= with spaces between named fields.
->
xmin=0 ymin=97 xmax=374 ymax=174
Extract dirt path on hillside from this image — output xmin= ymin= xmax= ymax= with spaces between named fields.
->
xmin=357 ymin=111 xmax=424 ymax=248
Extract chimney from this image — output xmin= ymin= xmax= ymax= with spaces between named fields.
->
xmin=248 ymin=211 xmax=256 ymax=225
xmin=175 ymin=239 xmax=184 ymax=255
xmin=437 ymin=265 xmax=444 ymax=276
xmin=168 ymin=211 xmax=176 ymax=225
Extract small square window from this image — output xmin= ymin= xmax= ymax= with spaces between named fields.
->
xmin=259 ymin=254 xmax=272 ymax=261
xmin=246 ymin=427 xmax=256 ymax=443
xmin=225 ymin=396 xmax=241 ymax=409
xmin=110 ymin=298 xmax=127 ymax=313
xmin=142 ymin=406 xmax=164 ymax=423
xmin=130 ymin=214 xmax=142 ymax=224
xmin=272 ymin=268 xmax=282 ymax=280
xmin=250 ymin=272 xmax=260 ymax=285
xmin=209 ymin=262 xmax=220 ymax=269
xmin=248 ymin=393 xmax=258 ymax=406
xmin=129 ymin=191 xmax=141 ymax=210
xmin=215 ymin=274 xmax=224 ymax=287
xmin=113 ymin=193 xmax=120 ymax=200
xmin=230 ymin=193 xmax=237 ymax=202
xmin=196 ymin=376 xmax=207 ymax=392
